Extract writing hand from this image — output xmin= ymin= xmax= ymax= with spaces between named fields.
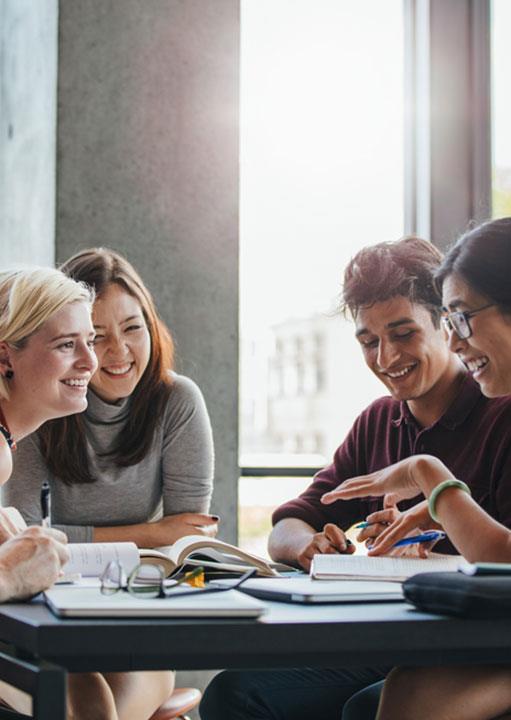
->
xmin=296 ymin=523 xmax=354 ymax=572
xmin=0 ymin=527 xmax=69 ymax=601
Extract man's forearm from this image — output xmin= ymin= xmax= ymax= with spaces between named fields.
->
xmin=268 ymin=518 xmax=317 ymax=566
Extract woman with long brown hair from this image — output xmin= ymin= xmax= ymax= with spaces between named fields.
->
xmin=6 ymin=248 xmax=216 ymax=548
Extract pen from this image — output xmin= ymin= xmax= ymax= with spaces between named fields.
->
xmin=41 ymin=481 xmax=51 ymax=528
xmin=355 ymin=521 xmax=389 ymax=529
xmin=392 ymin=531 xmax=446 ymax=548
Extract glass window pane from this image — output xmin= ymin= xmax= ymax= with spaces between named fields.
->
xmin=240 ymin=0 xmax=405 ymax=478
xmin=492 ymin=0 xmax=511 ymax=217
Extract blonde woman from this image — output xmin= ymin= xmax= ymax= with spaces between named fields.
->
xmin=0 ymin=267 xmax=173 ymax=720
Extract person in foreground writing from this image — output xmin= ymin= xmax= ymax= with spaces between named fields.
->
xmin=323 ymin=217 xmax=511 ymax=720
xmin=200 ymin=236 xmax=511 ymax=720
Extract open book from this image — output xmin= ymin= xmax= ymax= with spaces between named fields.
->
xmin=63 ymin=536 xmax=292 ymax=579
xmin=140 ymin=535 xmax=293 ymax=577
xmin=310 ymin=553 xmax=463 ymax=582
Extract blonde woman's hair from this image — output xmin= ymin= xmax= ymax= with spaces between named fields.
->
xmin=0 ymin=266 xmax=94 ymax=400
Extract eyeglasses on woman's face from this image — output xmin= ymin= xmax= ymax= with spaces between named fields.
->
xmin=441 ymin=303 xmax=495 ymax=340
xmin=100 ymin=561 xmax=257 ymax=599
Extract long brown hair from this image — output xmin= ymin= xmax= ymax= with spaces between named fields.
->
xmin=38 ymin=248 xmax=174 ymax=484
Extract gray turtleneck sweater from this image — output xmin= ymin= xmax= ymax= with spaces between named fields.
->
xmin=3 ymin=373 xmax=214 ymax=542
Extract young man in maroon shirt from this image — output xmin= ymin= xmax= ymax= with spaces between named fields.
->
xmin=200 ymin=237 xmax=511 ymax=720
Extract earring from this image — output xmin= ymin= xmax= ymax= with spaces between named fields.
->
xmin=4 ymin=370 xmax=13 ymax=380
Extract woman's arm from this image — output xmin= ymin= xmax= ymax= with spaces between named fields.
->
xmin=322 ymin=455 xmax=511 ymax=562
xmin=93 ymin=512 xmax=218 ymax=546
xmin=160 ymin=375 xmax=214 ymax=515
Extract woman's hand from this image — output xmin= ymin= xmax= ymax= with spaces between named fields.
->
xmin=321 ymin=455 xmax=453 ymax=506
xmin=93 ymin=513 xmax=219 ymax=547
xmin=151 ymin=513 xmax=219 ymax=546
xmin=356 ymin=493 xmax=401 ymax=546
xmin=365 ymin=499 xmax=443 ymax=557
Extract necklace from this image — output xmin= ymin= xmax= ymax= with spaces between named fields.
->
xmin=0 ymin=405 xmax=16 ymax=451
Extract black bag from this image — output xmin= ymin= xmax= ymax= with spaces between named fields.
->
xmin=403 ymin=572 xmax=511 ymax=618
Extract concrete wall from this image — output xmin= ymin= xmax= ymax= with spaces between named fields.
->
xmin=55 ymin=2 xmax=239 ymax=703
xmin=55 ymin=0 xmax=240 ymax=542
xmin=0 ymin=0 xmax=57 ymax=264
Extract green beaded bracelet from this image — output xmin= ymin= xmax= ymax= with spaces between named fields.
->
xmin=428 ymin=479 xmax=471 ymax=523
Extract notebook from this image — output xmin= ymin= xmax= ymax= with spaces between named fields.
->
xmin=310 ymin=553 xmax=462 ymax=582
xmin=215 ymin=576 xmax=403 ymax=604
xmin=44 ymin=585 xmax=267 ymax=618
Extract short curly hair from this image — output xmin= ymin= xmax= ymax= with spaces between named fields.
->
xmin=341 ymin=236 xmax=444 ymax=327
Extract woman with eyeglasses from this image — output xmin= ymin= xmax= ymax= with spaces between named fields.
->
xmin=321 ymin=217 xmax=511 ymax=720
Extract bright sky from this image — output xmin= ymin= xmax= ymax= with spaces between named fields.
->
xmin=240 ymin=0 xmax=404 ymax=334
xmin=492 ymin=0 xmax=511 ymax=169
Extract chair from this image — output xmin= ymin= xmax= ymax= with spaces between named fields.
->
xmin=149 ymin=687 xmax=202 ymax=720
xmin=0 ymin=687 xmax=202 ymax=720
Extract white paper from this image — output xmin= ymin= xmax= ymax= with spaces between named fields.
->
xmin=63 ymin=543 xmax=140 ymax=577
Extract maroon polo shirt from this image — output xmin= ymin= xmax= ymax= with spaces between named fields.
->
xmin=272 ymin=375 xmax=511 ymax=552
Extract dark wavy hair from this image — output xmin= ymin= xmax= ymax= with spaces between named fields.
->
xmin=435 ymin=217 xmax=511 ymax=314
xmin=341 ymin=236 xmax=444 ymax=327
xmin=38 ymin=248 xmax=174 ymax=484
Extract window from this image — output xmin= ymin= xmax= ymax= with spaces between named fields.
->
xmin=239 ymin=0 xmax=405 ymax=555
xmin=491 ymin=0 xmax=511 ymax=217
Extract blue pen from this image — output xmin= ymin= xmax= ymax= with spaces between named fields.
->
xmin=392 ymin=531 xmax=446 ymax=548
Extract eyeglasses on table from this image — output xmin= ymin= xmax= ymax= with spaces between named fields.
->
xmin=100 ymin=561 xmax=257 ymax=599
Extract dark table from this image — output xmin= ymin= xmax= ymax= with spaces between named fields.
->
xmin=1 ymin=597 xmax=511 ymax=719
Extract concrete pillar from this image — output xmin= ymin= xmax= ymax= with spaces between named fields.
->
xmin=0 ymin=0 xmax=57 ymax=264
xmin=55 ymin=0 xmax=240 ymax=548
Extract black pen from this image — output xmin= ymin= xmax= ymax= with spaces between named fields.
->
xmin=41 ymin=481 xmax=51 ymax=528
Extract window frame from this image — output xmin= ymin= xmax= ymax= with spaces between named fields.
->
xmin=238 ymin=0 xmax=492 ymax=512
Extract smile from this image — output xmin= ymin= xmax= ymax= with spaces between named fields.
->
xmin=102 ymin=363 xmax=134 ymax=376
xmin=465 ymin=356 xmax=489 ymax=374
xmin=61 ymin=378 xmax=89 ymax=388
xmin=383 ymin=364 xmax=417 ymax=379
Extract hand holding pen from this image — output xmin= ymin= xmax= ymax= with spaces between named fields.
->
xmin=354 ymin=493 xmax=401 ymax=547
xmin=356 ymin=498 xmax=444 ymax=557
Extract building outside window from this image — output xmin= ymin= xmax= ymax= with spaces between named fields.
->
xmin=239 ymin=0 xmax=405 ymax=556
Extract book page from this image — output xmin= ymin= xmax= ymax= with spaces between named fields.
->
xmin=163 ymin=535 xmax=275 ymax=574
xmin=311 ymin=553 xmax=462 ymax=581
xmin=63 ymin=543 xmax=140 ymax=577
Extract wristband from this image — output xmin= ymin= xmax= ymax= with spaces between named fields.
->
xmin=428 ymin=479 xmax=471 ymax=523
